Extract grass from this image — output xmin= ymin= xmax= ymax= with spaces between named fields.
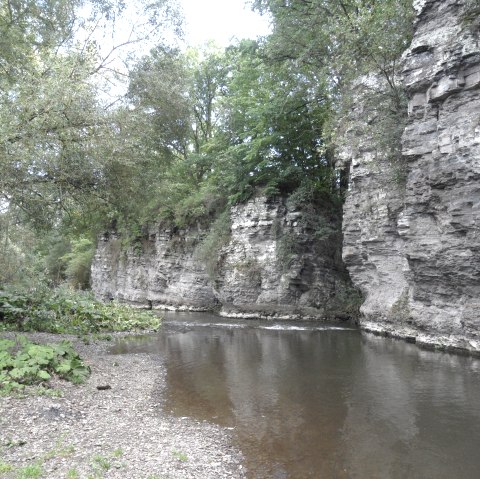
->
xmin=171 ymin=450 xmax=188 ymax=462
xmin=112 ymin=448 xmax=123 ymax=458
xmin=0 ymin=286 xmax=161 ymax=396
xmin=66 ymin=468 xmax=79 ymax=479
xmin=92 ymin=454 xmax=111 ymax=472
xmin=0 ymin=460 xmax=14 ymax=474
xmin=17 ymin=463 xmax=43 ymax=479
xmin=0 ymin=445 xmax=128 ymax=479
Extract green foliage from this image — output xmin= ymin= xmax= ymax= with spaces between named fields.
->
xmin=67 ymin=468 xmax=80 ymax=479
xmin=253 ymin=0 xmax=414 ymax=90
xmin=0 ymin=287 xmax=161 ymax=335
xmin=0 ymin=0 xmax=181 ymax=228
xmin=0 ymin=460 xmax=13 ymax=474
xmin=112 ymin=448 xmax=123 ymax=458
xmin=325 ymin=286 xmax=364 ymax=320
xmin=0 ymin=0 xmax=418 ymax=296
xmin=171 ymin=450 xmax=188 ymax=462
xmin=108 ymin=39 xmax=339 ymax=235
xmin=276 ymin=231 xmax=301 ymax=272
xmin=17 ymin=463 xmax=44 ymax=479
xmin=92 ymin=454 xmax=111 ymax=472
xmin=0 ymin=336 xmax=90 ymax=393
xmin=0 ymin=212 xmax=48 ymax=287
xmin=253 ymin=0 xmax=415 ymax=182
xmin=287 ymin=183 xmax=343 ymax=240
xmin=61 ymin=237 xmax=95 ymax=290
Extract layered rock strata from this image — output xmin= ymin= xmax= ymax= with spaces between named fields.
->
xmin=92 ymin=229 xmax=218 ymax=310
xmin=340 ymin=0 xmax=480 ymax=353
xmin=216 ymin=197 xmax=352 ymax=319
xmin=92 ymin=196 xmax=354 ymax=319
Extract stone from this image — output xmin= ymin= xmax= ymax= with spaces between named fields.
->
xmin=91 ymin=196 xmax=355 ymax=320
xmin=339 ymin=0 xmax=480 ymax=354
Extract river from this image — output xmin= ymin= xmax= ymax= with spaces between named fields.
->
xmin=111 ymin=312 xmax=480 ymax=479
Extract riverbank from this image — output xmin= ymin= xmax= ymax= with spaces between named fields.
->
xmin=0 ymin=332 xmax=246 ymax=479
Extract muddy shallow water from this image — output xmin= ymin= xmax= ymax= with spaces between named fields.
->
xmin=111 ymin=312 xmax=480 ymax=479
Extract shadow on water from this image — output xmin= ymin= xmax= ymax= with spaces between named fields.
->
xmin=110 ymin=312 xmax=480 ymax=479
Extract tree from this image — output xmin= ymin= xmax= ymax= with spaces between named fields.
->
xmin=251 ymin=0 xmax=416 ymax=183
xmin=113 ymin=39 xmax=338 ymax=228
xmin=210 ymin=40 xmax=334 ymax=200
xmin=252 ymin=0 xmax=414 ymax=97
xmin=0 ymin=0 xmax=182 ymax=287
xmin=0 ymin=0 xmax=180 ymax=229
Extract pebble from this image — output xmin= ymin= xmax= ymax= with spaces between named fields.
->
xmin=0 ymin=331 xmax=246 ymax=479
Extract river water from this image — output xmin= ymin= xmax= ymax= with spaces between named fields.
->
xmin=111 ymin=312 xmax=480 ymax=479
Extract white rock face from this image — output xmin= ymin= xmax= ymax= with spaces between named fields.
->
xmin=341 ymin=0 xmax=480 ymax=353
xmin=92 ymin=229 xmax=218 ymax=310
xmin=91 ymin=196 xmax=354 ymax=320
xmin=216 ymin=197 xmax=352 ymax=319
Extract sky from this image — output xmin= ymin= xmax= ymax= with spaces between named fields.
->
xmin=178 ymin=0 xmax=271 ymax=47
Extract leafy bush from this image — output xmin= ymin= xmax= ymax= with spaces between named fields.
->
xmin=0 ymin=336 xmax=90 ymax=393
xmin=61 ymin=237 xmax=95 ymax=290
xmin=0 ymin=287 xmax=161 ymax=335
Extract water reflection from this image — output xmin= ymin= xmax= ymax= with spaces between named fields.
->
xmin=111 ymin=313 xmax=480 ymax=479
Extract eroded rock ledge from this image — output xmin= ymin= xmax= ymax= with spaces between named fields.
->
xmin=340 ymin=0 xmax=480 ymax=353
xmin=92 ymin=196 xmax=355 ymax=321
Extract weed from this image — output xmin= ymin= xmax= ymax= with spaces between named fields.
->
xmin=44 ymin=438 xmax=75 ymax=460
xmin=17 ymin=463 xmax=43 ymax=479
xmin=0 ymin=460 xmax=13 ymax=474
xmin=171 ymin=450 xmax=188 ymax=462
xmin=0 ymin=287 xmax=162 ymax=336
xmin=112 ymin=448 xmax=123 ymax=458
xmin=92 ymin=454 xmax=111 ymax=471
xmin=67 ymin=468 xmax=79 ymax=479
xmin=0 ymin=336 xmax=90 ymax=392
xmin=34 ymin=387 xmax=63 ymax=398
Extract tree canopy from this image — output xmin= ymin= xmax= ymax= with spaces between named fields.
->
xmin=0 ymin=0 xmax=417 ymax=288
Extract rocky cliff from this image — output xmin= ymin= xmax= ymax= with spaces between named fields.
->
xmin=91 ymin=196 xmax=355 ymax=319
xmin=340 ymin=0 xmax=480 ymax=353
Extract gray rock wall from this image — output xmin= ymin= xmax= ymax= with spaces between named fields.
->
xmin=92 ymin=229 xmax=218 ymax=310
xmin=91 ymin=196 xmax=354 ymax=320
xmin=340 ymin=0 xmax=480 ymax=353
xmin=216 ymin=197 xmax=352 ymax=319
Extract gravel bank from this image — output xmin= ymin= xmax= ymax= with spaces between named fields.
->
xmin=0 ymin=332 xmax=246 ymax=479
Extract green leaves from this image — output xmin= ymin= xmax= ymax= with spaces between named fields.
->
xmin=0 ymin=287 xmax=162 ymax=335
xmin=0 ymin=335 xmax=91 ymax=392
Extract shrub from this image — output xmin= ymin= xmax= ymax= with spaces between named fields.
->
xmin=61 ymin=237 xmax=96 ymax=290
xmin=0 ymin=336 xmax=90 ymax=393
xmin=0 ymin=287 xmax=161 ymax=335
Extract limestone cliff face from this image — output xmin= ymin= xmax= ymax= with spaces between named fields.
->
xmin=91 ymin=196 xmax=354 ymax=319
xmin=92 ymin=229 xmax=218 ymax=310
xmin=216 ymin=197 xmax=352 ymax=319
xmin=341 ymin=0 xmax=480 ymax=352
